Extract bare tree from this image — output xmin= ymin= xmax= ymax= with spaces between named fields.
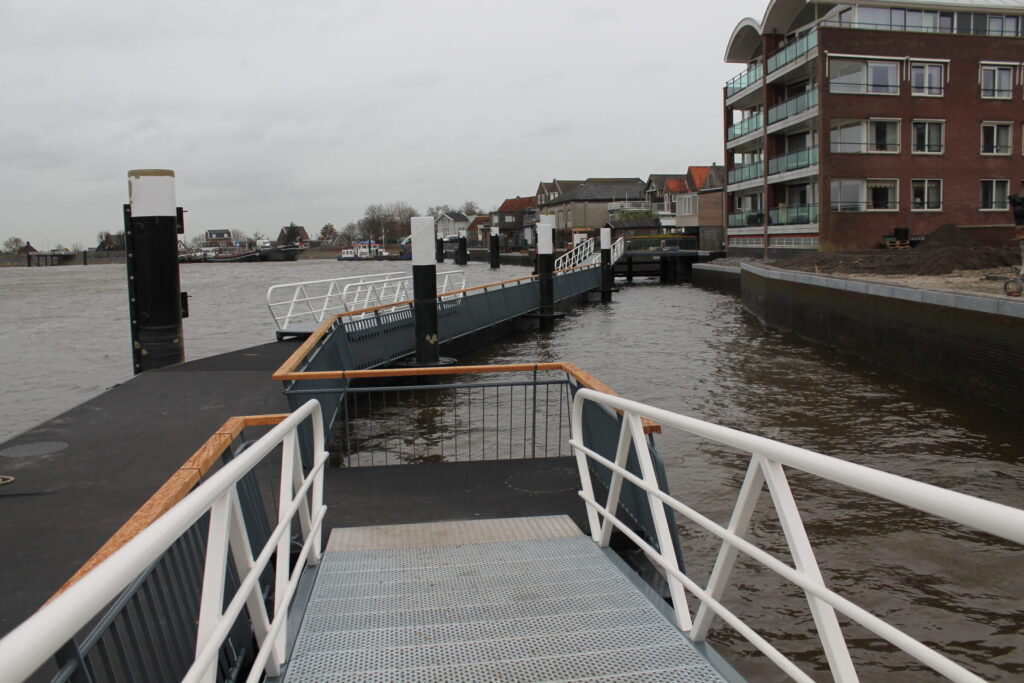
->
xmin=2 ymin=237 xmax=24 ymax=254
xmin=459 ymin=200 xmax=481 ymax=215
xmin=230 ymin=229 xmax=249 ymax=243
xmin=427 ymin=204 xmax=452 ymax=219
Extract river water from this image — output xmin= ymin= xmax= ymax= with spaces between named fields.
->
xmin=1 ymin=260 xmax=1021 ymax=680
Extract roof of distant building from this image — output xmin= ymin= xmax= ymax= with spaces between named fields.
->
xmin=468 ymin=215 xmax=489 ymax=230
xmin=664 ymin=179 xmax=690 ymax=194
xmin=497 ymin=196 xmax=536 ymax=212
xmin=551 ymin=178 xmax=645 ymax=204
xmin=440 ymin=212 xmax=469 ymax=222
xmin=688 ymin=166 xmax=712 ymax=191
xmin=700 ymin=165 xmax=727 ymax=192
xmin=646 ymin=174 xmax=688 ymax=193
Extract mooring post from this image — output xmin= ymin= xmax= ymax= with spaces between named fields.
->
xmin=600 ymin=227 xmax=613 ymax=302
xmin=435 ymin=237 xmax=445 ymax=263
xmin=412 ymin=216 xmax=443 ymax=365
xmin=82 ymin=250 xmax=87 ymax=266
xmin=537 ymin=216 xmax=555 ymax=331
xmin=489 ymin=228 xmax=500 ymax=269
xmin=125 ymin=169 xmax=185 ymax=374
xmin=455 ymin=230 xmax=468 ymax=265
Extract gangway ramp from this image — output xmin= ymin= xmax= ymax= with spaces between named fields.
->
xmin=282 ymin=516 xmax=736 ymax=682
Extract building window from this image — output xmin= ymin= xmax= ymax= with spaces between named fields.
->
xmin=829 ymin=59 xmax=899 ymax=95
xmin=912 ymin=121 xmax=944 ymax=154
xmin=831 ymin=179 xmax=898 ymax=211
xmin=504 ymin=215 xmax=515 ymax=223
xmin=980 ymin=180 xmax=1010 ymax=210
xmin=867 ymin=179 xmax=898 ymax=211
xmin=911 ymin=179 xmax=942 ymax=211
xmin=911 ymin=63 xmax=944 ymax=96
xmin=829 ymin=120 xmax=898 ymax=153
xmin=980 ymin=65 xmax=1013 ymax=99
xmin=981 ymin=123 xmax=1012 ymax=155
xmin=678 ymin=194 xmax=698 ymax=216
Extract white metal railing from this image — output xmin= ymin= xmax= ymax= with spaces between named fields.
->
xmin=267 ymin=271 xmax=466 ymax=330
xmin=555 ymin=238 xmax=596 ymax=271
xmin=610 ymin=237 xmax=625 ymax=264
xmin=569 ymin=388 xmax=1024 ymax=683
xmin=0 ymin=400 xmax=329 ymax=683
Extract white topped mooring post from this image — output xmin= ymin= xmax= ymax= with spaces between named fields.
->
xmin=409 ymin=217 xmax=454 ymax=366
xmin=125 ymin=169 xmax=186 ymax=374
xmin=455 ymin=229 xmax=468 ymax=265
xmin=536 ymin=215 xmax=556 ymax=331
xmin=600 ymin=227 xmax=613 ymax=303
xmin=489 ymin=226 xmax=500 ymax=269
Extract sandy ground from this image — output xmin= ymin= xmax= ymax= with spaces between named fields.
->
xmin=841 ymin=268 xmax=1020 ymax=298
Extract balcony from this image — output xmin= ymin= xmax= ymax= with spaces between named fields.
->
xmin=767 ymin=30 xmax=817 ymax=73
xmin=728 ymin=211 xmax=764 ymax=228
xmin=768 ymin=146 xmax=818 ymax=176
xmin=728 ymin=162 xmax=764 ymax=185
xmin=769 ymin=204 xmax=819 ymax=225
xmin=607 ymin=201 xmax=648 ymax=212
xmin=767 ymin=88 xmax=818 ymax=125
xmin=727 ymin=112 xmax=764 ymax=141
xmin=726 ymin=63 xmax=763 ymax=97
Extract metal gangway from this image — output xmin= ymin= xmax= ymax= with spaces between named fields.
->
xmin=3 ymin=385 xmax=1023 ymax=682
xmin=554 ymin=237 xmax=625 ymax=271
xmin=266 ymin=270 xmax=466 ymax=336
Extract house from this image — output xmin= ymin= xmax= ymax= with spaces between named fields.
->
xmin=644 ymin=174 xmax=689 ymax=227
xmin=467 ymin=215 xmax=491 ymax=245
xmin=96 ymin=233 xmax=126 ymax=251
xmin=16 ymin=241 xmax=38 ymax=254
xmin=276 ymin=224 xmax=310 ymax=246
xmin=491 ymin=196 xmax=538 ymax=247
xmin=539 ymin=178 xmax=647 ymax=243
xmin=724 ymin=1 xmax=1024 ymax=255
xmin=205 ymin=230 xmax=233 ymax=249
xmin=535 ymin=179 xmax=583 ymax=208
xmin=435 ymin=212 xmax=469 ymax=240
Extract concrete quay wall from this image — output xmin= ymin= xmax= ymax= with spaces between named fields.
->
xmin=739 ymin=263 xmax=1024 ymax=413
xmin=691 ymin=263 xmax=741 ymax=295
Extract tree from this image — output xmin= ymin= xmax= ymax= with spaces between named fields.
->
xmin=427 ymin=204 xmax=452 ymax=219
xmin=230 ymin=229 xmax=249 ymax=243
xmin=459 ymin=201 xmax=481 ymax=215
xmin=283 ymin=222 xmax=303 ymax=245
xmin=319 ymin=223 xmax=337 ymax=242
xmin=2 ymin=237 xmax=24 ymax=254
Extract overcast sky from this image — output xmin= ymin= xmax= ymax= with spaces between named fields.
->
xmin=1 ymin=0 xmax=766 ymax=248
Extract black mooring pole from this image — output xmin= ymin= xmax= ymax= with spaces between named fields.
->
xmin=489 ymin=230 xmax=500 ymax=269
xmin=537 ymin=218 xmax=555 ymax=332
xmin=435 ymin=237 xmax=445 ymax=263
xmin=455 ymin=231 xmax=468 ymax=265
xmin=409 ymin=216 xmax=457 ymax=367
xmin=600 ymin=227 xmax=613 ymax=303
xmin=125 ymin=169 xmax=185 ymax=374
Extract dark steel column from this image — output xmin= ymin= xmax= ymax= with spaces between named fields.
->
xmin=435 ymin=237 xmax=445 ymax=263
xmin=455 ymin=231 xmax=468 ymax=265
xmin=125 ymin=169 xmax=185 ymax=374
xmin=537 ymin=217 xmax=555 ymax=331
xmin=489 ymin=230 xmax=500 ymax=269
xmin=411 ymin=217 xmax=443 ymax=365
xmin=600 ymin=227 xmax=612 ymax=303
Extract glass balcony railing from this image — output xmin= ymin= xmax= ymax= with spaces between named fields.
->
xmin=728 ymin=211 xmax=764 ymax=228
xmin=769 ymin=204 xmax=819 ymax=225
xmin=726 ymin=63 xmax=763 ymax=97
xmin=767 ymin=88 xmax=818 ymax=125
xmin=768 ymin=146 xmax=818 ymax=176
xmin=727 ymin=112 xmax=764 ymax=141
xmin=767 ymin=30 xmax=818 ymax=73
xmin=728 ymin=162 xmax=764 ymax=185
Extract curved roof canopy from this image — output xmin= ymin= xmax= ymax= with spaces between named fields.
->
xmin=724 ymin=18 xmax=763 ymax=63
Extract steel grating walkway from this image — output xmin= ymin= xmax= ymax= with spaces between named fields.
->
xmin=283 ymin=515 xmax=730 ymax=682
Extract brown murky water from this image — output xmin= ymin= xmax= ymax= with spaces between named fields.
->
xmin=1 ymin=263 xmax=1021 ymax=680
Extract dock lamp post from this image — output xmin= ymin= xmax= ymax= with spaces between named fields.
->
xmin=125 ymin=169 xmax=187 ymax=374
xmin=600 ymin=227 xmax=614 ymax=303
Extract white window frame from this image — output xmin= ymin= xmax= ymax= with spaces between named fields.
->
xmin=868 ymin=118 xmax=900 ymax=154
xmin=865 ymin=178 xmax=899 ymax=212
xmin=911 ymin=120 xmax=945 ymax=155
xmin=911 ymin=179 xmax=943 ymax=212
xmin=979 ymin=179 xmax=1010 ymax=211
xmin=828 ymin=58 xmax=901 ymax=95
xmin=981 ymin=122 xmax=1013 ymax=156
xmin=910 ymin=62 xmax=944 ymax=97
xmin=980 ymin=64 xmax=1013 ymax=100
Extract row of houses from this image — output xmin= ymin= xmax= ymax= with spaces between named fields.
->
xmin=461 ymin=166 xmax=728 ymax=252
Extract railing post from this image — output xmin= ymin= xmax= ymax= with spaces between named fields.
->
xmin=600 ymin=227 xmax=613 ymax=303
xmin=537 ymin=216 xmax=555 ymax=332
xmin=489 ymin=228 xmax=500 ymax=269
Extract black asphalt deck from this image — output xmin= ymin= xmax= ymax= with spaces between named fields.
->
xmin=0 ymin=342 xmax=584 ymax=639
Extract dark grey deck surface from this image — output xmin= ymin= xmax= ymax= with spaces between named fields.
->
xmin=0 ymin=342 xmax=585 ymax=640
xmin=284 ymin=517 xmax=727 ymax=682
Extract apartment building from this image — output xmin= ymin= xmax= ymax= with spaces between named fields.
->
xmin=724 ymin=0 xmax=1024 ymax=255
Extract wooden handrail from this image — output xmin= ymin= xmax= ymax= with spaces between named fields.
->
xmin=47 ymin=414 xmax=289 ymax=603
